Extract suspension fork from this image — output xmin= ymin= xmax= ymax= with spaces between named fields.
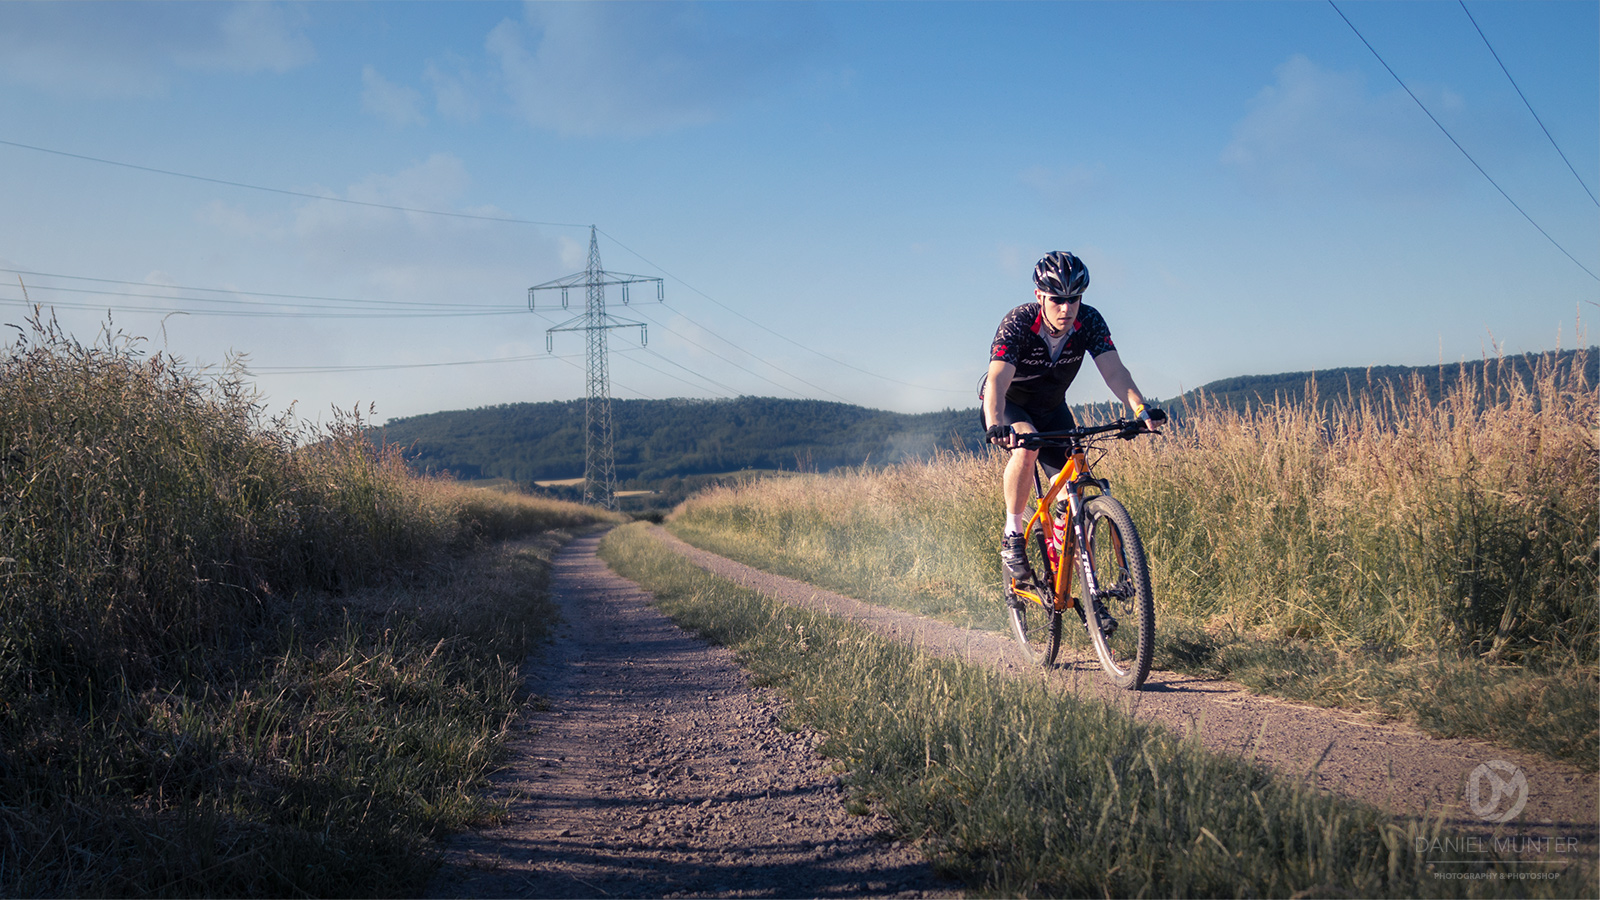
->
xmin=1066 ymin=488 xmax=1102 ymax=611
xmin=1029 ymin=456 xmax=1090 ymax=613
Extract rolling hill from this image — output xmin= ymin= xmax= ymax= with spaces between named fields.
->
xmin=376 ymin=348 xmax=1592 ymax=489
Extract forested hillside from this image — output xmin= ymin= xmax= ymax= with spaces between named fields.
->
xmin=1174 ymin=348 xmax=1595 ymax=413
xmin=1072 ymin=347 xmax=1596 ymax=422
xmin=378 ymin=349 xmax=1593 ymax=487
xmin=377 ymin=397 xmax=983 ymax=483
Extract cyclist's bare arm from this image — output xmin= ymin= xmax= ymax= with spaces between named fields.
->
xmin=983 ymin=360 xmax=1036 ymax=448
xmin=1092 ymin=350 xmax=1161 ymax=433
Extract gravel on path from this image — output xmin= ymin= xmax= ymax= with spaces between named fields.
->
xmin=645 ymin=525 xmax=1598 ymax=851
xmin=426 ymin=531 xmax=961 ymax=900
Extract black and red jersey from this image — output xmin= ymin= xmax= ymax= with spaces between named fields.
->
xmin=983 ymin=302 xmax=1116 ymax=411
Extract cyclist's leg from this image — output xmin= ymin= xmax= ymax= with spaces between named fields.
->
xmin=997 ymin=401 xmax=1038 ymax=520
xmin=998 ymin=402 xmax=1065 ymax=667
xmin=996 ymin=402 xmax=1041 ymax=578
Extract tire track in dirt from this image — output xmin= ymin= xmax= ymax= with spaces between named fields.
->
xmin=645 ymin=526 xmax=1598 ymax=853
xmin=427 ymin=531 xmax=960 ymax=899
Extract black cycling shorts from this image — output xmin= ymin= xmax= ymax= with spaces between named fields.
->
xmin=981 ymin=401 xmax=1077 ymax=476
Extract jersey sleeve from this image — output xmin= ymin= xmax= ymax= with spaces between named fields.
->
xmin=1077 ymin=306 xmax=1117 ymax=357
xmin=989 ymin=305 xmax=1031 ymax=365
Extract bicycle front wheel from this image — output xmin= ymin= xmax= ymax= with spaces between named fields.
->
xmin=1081 ymin=495 xmax=1155 ymax=689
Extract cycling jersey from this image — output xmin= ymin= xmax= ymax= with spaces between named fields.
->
xmin=982 ymin=302 xmax=1116 ymax=411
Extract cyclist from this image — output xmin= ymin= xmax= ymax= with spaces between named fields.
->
xmin=982 ymin=251 xmax=1164 ymax=583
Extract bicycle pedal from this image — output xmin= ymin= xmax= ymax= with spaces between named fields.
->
xmin=1091 ymin=601 xmax=1118 ymax=638
xmin=1007 ymin=582 xmax=1039 ymax=609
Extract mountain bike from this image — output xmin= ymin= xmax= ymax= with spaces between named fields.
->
xmin=1006 ymin=419 xmax=1157 ymax=689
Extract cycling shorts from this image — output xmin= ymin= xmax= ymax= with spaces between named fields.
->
xmin=980 ymin=400 xmax=1076 ymax=476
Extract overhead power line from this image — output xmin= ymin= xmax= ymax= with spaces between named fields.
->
xmin=1 ymin=266 xmax=512 ymax=310
xmin=1458 ymin=1 xmax=1598 ymax=207
xmin=2 ymin=136 xmax=975 ymax=397
xmin=3 ymin=266 xmax=524 ymax=319
xmin=624 ymin=303 xmax=846 ymax=402
xmin=629 ymin=347 xmax=742 ymax=399
xmin=0 ymin=137 xmax=586 ymax=229
xmin=1328 ymin=1 xmax=1599 ymax=282
xmin=0 ymin=290 xmax=519 ymax=319
xmin=247 ymin=350 xmax=588 ymax=375
xmin=595 ymin=227 xmax=973 ymax=396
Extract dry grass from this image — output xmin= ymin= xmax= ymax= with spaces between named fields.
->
xmin=603 ymin=523 xmax=1595 ymax=898
xmin=1104 ymin=352 xmax=1597 ymax=662
xmin=669 ymin=350 xmax=1598 ymax=765
xmin=0 ymin=312 xmax=620 ymax=896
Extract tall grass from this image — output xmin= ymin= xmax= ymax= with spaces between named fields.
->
xmin=602 ymin=523 xmax=1594 ymax=899
xmin=668 ymin=351 xmax=1598 ymax=764
xmin=0 ymin=313 xmax=620 ymax=895
xmin=1108 ymin=352 xmax=1596 ymax=662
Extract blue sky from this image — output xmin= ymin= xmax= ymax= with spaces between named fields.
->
xmin=1 ymin=1 xmax=1595 ymax=423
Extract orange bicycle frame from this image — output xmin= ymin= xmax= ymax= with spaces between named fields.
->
xmin=1018 ymin=446 xmax=1093 ymax=612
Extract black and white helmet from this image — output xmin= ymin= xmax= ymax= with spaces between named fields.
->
xmin=1032 ymin=251 xmax=1090 ymax=298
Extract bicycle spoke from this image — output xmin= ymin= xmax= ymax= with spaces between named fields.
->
xmin=1082 ymin=496 xmax=1155 ymax=689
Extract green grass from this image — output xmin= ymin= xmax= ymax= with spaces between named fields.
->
xmin=664 ymin=353 xmax=1599 ymax=769
xmin=1153 ymin=621 xmax=1599 ymax=767
xmin=600 ymin=522 xmax=1595 ymax=899
xmin=0 ymin=315 xmax=622 ymax=896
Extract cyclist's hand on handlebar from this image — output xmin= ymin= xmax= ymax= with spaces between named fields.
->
xmin=987 ymin=423 xmax=1036 ymax=449
xmin=1139 ymin=406 xmax=1166 ymax=435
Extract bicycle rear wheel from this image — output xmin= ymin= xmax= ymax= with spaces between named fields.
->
xmin=1080 ymin=495 xmax=1155 ymax=689
xmin=1007 ymin=530 xmax=1061 ymax=667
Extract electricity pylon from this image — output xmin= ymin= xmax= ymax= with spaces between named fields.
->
xmin=529 ymin=226 xmax=663 ymax=510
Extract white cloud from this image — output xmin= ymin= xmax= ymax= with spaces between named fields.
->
xmin=195 ymin=154 xmax=567 ymax=307
xmin=558 ymin=236 xmax=587 ymax=270
xmin=283 ymin=154 xmax=564 ymax=301
xmin=362 ymin=65 xmax=427 ymax=126
xmin=1222 ymin=55 xmax=1453 ymax=198
xmin=424 ymin=57 xmax=483 ymax=123
xmin=0 ymin=2 xmax=312 ymax=98
xmin=484 ymin=1 xmax=832 ymax=137
xmin=171 ymin=3 xmax=314 ymax=74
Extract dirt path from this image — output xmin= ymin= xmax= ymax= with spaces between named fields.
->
xmin=429 ymin=528 xmax=1595 ymax=898
xmin=426 ymin=531 xmax=959 ymax=899
xmin=645 ymin=526 xmax=1598 ymax=851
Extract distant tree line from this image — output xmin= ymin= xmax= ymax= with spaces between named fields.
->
xmin=376 ymin=349 xmax=1593 ymax=487
xmin=376 ymin=397 xmax=985 ymax=484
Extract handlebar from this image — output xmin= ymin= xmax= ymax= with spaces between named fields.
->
xmin=1013 ymin=418 xmax=1155 ymax=449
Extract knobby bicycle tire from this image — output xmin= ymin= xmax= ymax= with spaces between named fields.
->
xmin=1079 ymin=495 xmax=1155 ymax=689
xmin=1006 ymin=528 xmax=1061 ymax=667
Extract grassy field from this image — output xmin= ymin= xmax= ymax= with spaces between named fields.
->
xmin=667 ymin=352 xmax=1598 ymax=768
xmin=0 ymin=315 xmax=621 ymax=896
xmin=600 ymin=522 xmax=1594 ymax=898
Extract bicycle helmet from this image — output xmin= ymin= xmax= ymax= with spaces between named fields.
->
xmin=1033 ymin=251 xmax=1090 ymax=298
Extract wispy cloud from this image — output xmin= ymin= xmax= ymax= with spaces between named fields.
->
xmin=424 ymin=56 xmax=483 ymax=123
xmin=1222 ymin=55 xmax=1455 ymax=198
xmin=484 ymin=1 xmax=833 ymax=137
xmin=201 ymin=155 xmax=562 ymax=302
xmin=362 ymin=66 xmax=427 ymax=126
xmin=0 ymin=2 xmax=313 ymax=98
